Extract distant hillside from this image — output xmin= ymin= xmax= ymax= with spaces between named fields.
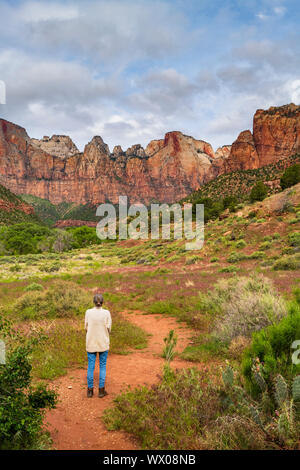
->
xmin=20 ymin=194 xmax=99 ymax=226
xmin=184 ymin=153 xmax=300 ymax=204
xmin=0 ymin=184 xmax=40 ymax=225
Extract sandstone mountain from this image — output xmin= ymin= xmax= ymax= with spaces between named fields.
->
xmin=224 ymin=103 xmax=300 ymax=172
xmin=0 ymin=103 xmax=299 ymax=206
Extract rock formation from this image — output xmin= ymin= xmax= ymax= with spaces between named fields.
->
xmin=0 ymin=103 xmax=299 ymax=206
xmin=31 ymin=135 xmax=79 ymax=159
xmin=226 ymin=103 xmax=300 ymax=171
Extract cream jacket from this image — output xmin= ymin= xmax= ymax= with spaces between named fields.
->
xmin=85 ymin=307 xmax=112 ymax=352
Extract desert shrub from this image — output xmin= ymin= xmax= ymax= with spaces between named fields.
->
xmin=104 ymin=359 xmax=300 ymax=450
xmin=288 ymin=231 xmax=300 ymax=247
xmin=202 ymin=415 xmax=271 ymax=450
xmin=0 ymin=316 xmax=57 ymax=449
xmin=260 ymin=241 xmax=272 ymax=250
xmin=248 ymin=251 xmax=265 ymax=259
xmin=219 ymin=266 xmax=240 ymax=273
xmin=51 ymin=230 xmax=74 ymax=253
xmin=9 ymin=264 xmax=21 ymax=272
xmin=211 ymin=276 xmax=287 ymax=343
xmin=228 ymin=336 xmax=251 ymax=360
xmin=227 ymin=252 xmax=248 ymax=263
xmin=103 ymin=367 xmax=219 ymax=450
xmin=273 ymin=253 xmax=300 ymax=270
xmin=250 ymin=181 xmax=268 ymax=202
xmin=8 ymin=281 xmax=92 ymax=320
xmin=185 ymin=256 xmax=198 ymax=265
xmin=24 ymin=283 xmax=44 ymax=292
xmin=280 ymin=164 xmax=300 ymax=190
xmin=242 ymin=300 xmax=300 ymax=393
xmin=39 ymin=262 xmax=61 ymax=273
xmin=235 ymin=240 xmax=246 ymax=249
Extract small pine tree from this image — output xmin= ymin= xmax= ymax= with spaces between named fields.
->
xmin=280 ymin=164 xmax=300 ymax=190
xmin=250 ymin=181 xmax=269 ymax=202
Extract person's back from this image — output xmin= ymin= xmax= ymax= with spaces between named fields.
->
xmin=85 ymin=306 xmax=111 ymax=353
xmin=85 ymin=294 xmax=112 ymax=399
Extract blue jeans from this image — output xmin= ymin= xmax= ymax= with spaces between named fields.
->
xmin=87 ymin=351 xmax=108 ymax=388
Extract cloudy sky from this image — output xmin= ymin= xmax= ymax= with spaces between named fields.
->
xmin=0 ymin=0 xmax=300 ymax=152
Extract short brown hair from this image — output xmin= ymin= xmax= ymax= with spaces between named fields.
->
xmin=93 ymin=294 xmax=103 ymax=307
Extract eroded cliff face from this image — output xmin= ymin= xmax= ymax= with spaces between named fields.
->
xmin=0 ymin=103 xmax=299 ymax=205
xmin=253 ymin=103 xmax=300 ymax=165
xmin=226 ymin=103 xmax=300 ymax=171
xmin=0 ymin=124 xmax=222 ymax=205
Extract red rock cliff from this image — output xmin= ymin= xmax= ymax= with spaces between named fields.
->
xmin=0 ymin=124 xmax=220 ymax=205
xmin=0 ymin=103 xmax=299 ymax=205
xmin=225 ymin=103 xmax=300 ymax=171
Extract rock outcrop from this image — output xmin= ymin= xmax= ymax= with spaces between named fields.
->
xmin=226 ymin=103 xmax=300 ymax=171
xmin=0 ymin=103 xmax=299 ymax=206
xmin=225 ymin=130 xmax=259 ymax=172
xmin=31 ymin=135 xmax=79 ymax=159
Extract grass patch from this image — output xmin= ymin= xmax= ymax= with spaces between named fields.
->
xmin=103 ymin=367 xmax=219 ymax=450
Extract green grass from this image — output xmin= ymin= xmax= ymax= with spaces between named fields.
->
xmin=103 ymin=366 xmax=219 ymax=450
xmin=31 ymin=316 xmax=149 ymax=379
xmin=180 ymin=336 xmax=227 ymax=362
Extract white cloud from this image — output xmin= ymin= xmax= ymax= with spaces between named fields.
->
xmin=18 ymin=1 xmax=79 ymax=22
xmin=274 ymin=6 xmax=286 ymax=16
xmin=256 ymin=12 xmax=269 ymax=20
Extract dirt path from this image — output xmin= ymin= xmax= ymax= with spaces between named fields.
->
xmin=45 ymin=311 xmax=201 ymax=450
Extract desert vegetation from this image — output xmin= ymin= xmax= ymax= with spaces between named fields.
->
xmin=0 ymin=180 xmax=299 ymax=450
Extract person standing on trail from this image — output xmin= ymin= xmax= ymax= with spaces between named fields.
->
xmin=85 ymin=294 xmax=112 ymax=398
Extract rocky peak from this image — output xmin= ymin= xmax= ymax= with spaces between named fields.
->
xmin=125 ymin=144 xmax=146 ymax=158
xmin=259 ymin=102 xmax=300 ymax=117
xmin=225 ymin=130 xmax=259 ymax=171
xmin=215 ymin=145 xmax=232 ymax=159
xmin=31 ymin=134 xmax=79 ymax=159
xmin=253 ymin=103 xmax=300 ymax=166
xmin=112 ymin=145 xmax=124 ymax=158
xmin=84 ymin=136 xmax=110 ymax=157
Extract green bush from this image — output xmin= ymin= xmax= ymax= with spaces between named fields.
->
xmin=8 ymin=281 xmax=92 ymax=320
xmin=24 ymin=283 xmax=44 ymax=292
xmin=0 ymin=317 xmax=57 ymax=449
xmin=280 ymin=164 xmax=300 ymax=190
xmin=66 ymin=226 xmax=101 ymax=249
xmin=227 ymin=252 xmax=248 ymax=263
xmin=242 ymin=300 xmax=300 ymax=394
xmin=235 ymin=240 xmax=246 ymax=249
xmin=0 ymin=223 xmax=52 ymax=255
xmin=273 ymin=253 xmax=300 ymax=271
xmin=288 ymin=231 xmax=300 ymax=248
xmin=250 ymin=181 xmax=269 ymax=203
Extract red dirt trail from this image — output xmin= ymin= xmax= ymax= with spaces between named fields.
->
xmin=45 ymin=311 xmax=202 ymax=450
